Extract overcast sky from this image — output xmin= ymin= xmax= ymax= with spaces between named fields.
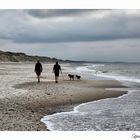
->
xmin=0 ymin=9 xmax=140 ymax=62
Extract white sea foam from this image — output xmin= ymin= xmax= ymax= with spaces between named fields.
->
xmin=76 ymin=64 xmax=104 ymax=72
xmin=76 ymin=66 xmax=96 ymax=72
xmin=96 ymin=73 xmax=140 ymax=83
xmin=41 ymin=89 xmax=140 ymax=131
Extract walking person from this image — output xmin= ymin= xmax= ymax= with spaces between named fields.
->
xmin=34 ymin=60 xmax=43 ymax=83
xmin=53 ymin=61 xmax=62 ymax=83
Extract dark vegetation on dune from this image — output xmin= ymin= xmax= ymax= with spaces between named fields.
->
xmin=0 ymin=50 xmax=64 ymax=62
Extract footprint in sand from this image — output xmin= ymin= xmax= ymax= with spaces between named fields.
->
xmin=46 ymin=93 xmax=51 ymax=95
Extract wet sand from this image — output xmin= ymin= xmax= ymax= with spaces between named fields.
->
xmin=1 ymin=80 xmax=127 ymax=131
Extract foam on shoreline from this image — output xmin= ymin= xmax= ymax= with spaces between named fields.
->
xmin=41 ymin=88 xmax=140 ymax=131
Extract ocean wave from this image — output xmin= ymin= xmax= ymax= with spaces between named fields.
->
xmin=75 ymin=63 xmax=140 ymax=83
xmin=76 ymin=66 xmax=96 ymax=72
xmin=97 ymin=73 xmax=140 ymax=83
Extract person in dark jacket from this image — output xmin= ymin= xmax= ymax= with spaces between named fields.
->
xmin=53 ymin=61 xmax=62 ymax=83
xmin=34 ymin=60 xmax=42 ymax=83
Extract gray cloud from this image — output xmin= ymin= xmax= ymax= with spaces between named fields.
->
xmin=2 ymin=39 xmax=140 ymax=62
xmin=0 ymin=10 xmax=139 ymax=44
xmin=13 ymin=10 xmax=140 ymax=43
xmin=26 ymin=9 xmax=99 ymax=19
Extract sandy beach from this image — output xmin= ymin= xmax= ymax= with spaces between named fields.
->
xmin=0 ymin=63 xmax=127 ymax=131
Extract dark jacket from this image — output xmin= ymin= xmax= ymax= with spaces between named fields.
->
xmin=53 ymin=64 xmax=61 ymax=72
xmin=35 ymin=62 xmax=42 ymax=72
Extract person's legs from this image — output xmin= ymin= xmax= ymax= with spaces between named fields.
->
xmin=37 ymin=75 xmax=40 ymax=83
xmin=55 ymin=76 xmax=58 ymax=83
xmin=55 ymin=72 xmax=59 ymax=83
xmin=36 ymin=71 xmax=41 ymax=83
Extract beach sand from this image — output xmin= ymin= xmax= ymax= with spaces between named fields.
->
xmin=0 ymin=63 xmax=127 ymax=131
xmin=1 ymin=80 xmax=127 ymax=131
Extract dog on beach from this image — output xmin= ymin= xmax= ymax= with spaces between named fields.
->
xmin=68 ymin=74 xmax=74 ymax=80
xmin=76 ymin=75 xmax=81 ymax=80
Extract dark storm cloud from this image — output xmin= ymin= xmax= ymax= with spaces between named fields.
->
xmin=14 ymin=10 xmax=140 ymax=43
xmin=0 ymin=10 xmax=140 ymax=44
xmin=26 ymin=9 xmax=98 ymax=19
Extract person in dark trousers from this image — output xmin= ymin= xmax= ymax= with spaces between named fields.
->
xmin=53 ymin=61 xmax=62 ymax=83
xmin=34 ymin=60 xmax=43 ymax=83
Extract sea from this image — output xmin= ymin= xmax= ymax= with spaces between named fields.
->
xmin=41 ymin=62 xmax=140 ymax=131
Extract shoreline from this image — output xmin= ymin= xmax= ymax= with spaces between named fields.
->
xmin=41 ymin=89 xmax=129 ymax=131
xmin=12 ymin=79 xmax=127 ymax=131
